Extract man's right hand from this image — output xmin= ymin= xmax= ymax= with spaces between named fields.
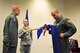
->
xmin=43 ymin=28 xmax=47 ymax=36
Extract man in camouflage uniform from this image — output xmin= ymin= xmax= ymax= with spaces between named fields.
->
xmin=50 ymin=9 xmax=77 ymax=53
xmin=19 ymin=19 xmax=32 ymax=53
xmin=3 ymin=5 xmax=20 ymax=53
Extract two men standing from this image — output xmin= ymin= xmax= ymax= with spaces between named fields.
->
xmin=3 ymin=5 xmax=32 ymax=53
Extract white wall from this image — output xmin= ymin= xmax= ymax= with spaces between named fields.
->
xmin=0 ymin=0 xmax=80 ymax=53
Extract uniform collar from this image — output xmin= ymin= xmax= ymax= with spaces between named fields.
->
xmin=23 ymin=26 xmax=30 ymax=29
xmin=11 ymin=13 xmax=16 ymax=17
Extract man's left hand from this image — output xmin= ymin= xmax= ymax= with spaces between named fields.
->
xmin=60 ymin=33 xmax=64 ymax=38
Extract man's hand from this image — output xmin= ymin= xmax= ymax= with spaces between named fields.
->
xmin=11 ymin=44 xmax=16 ymax=47
xmin=43 ymin=28 xmax=47 ymax=36
xmin=60 ymin=33 xmax=64 ymax=38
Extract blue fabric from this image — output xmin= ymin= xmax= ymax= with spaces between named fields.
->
xmin=37 ymin=24 xmax=61 ymax=53
xmin=25 ymin=10 xmax=29 ymax=25
xmin=37 ymin=27 xmax=43 ymax=39
xmin=49 ymin=25 xmax=61 ymax=53
xmin=26 ymin=10 xmax=28 ymax=20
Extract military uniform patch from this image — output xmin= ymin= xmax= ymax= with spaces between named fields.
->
xmin=57 ymin=23 xmax=59 ymax=26
xmin=13 ymin=19 xmax=16 ymax=21
xmin=12 ymin=18 xmax=16 ymax=23
xmin=67 ymin=20 xmax=71 ymax=23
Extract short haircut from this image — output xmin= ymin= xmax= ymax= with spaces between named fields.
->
xmin=12 ymin=5 xmax=20 ymax=12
